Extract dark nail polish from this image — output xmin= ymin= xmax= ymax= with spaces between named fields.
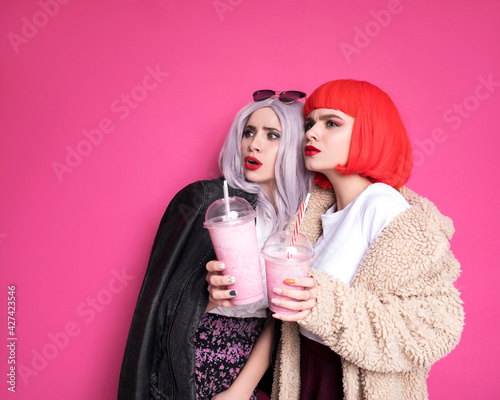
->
xmin=229 ymin=290 xmax=237 ymax=296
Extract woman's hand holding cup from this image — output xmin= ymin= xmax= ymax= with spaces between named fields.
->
xmin=205 ymin=260 xmax=237 ymax=312
xmin=270 ymin=276 xmax=318 ymax=321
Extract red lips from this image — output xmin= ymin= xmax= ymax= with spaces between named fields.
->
xmin=304 ymin=145 xmax=321 ymax=156
xmin=245 ymin=156 xmax=262 ymax=170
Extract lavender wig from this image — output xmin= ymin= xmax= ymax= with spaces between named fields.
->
xmin=219 ymin=98 xmax=313 ymax=231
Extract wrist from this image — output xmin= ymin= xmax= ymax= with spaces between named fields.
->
xmin=226 ymin=380 xmax=255 ymax=399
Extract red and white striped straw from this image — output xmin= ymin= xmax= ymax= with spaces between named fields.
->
xmin=288 ymin=193 xmax=311 ymax=258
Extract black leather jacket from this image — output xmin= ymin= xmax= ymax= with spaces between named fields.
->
xmin=118 ymin=178 xmax=257 ymax=400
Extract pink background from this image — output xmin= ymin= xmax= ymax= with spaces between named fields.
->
xmin=1 ymin=0 xmax=499 ymax=398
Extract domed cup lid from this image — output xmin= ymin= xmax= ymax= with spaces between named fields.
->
xmin=261 ymin=230 xmax=314 ymax=262
xmin=204 ymin=196 xmax=256 ymax=228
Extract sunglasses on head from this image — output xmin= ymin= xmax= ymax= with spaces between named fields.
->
xmin=253 ymin=90 xmax=306 ymax=104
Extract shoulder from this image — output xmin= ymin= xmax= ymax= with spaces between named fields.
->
xmin=354 ymin=188 xmax=458 ymax=289
xmin=161 ymin=179 xmax=224 ymax=224
xmin=173 ymin=177 xmax=258 ymax=211
xmin=357 ymin=183 xmax=410 ymax=240
xmin=178 ymin=178 xmax=221 ymax=195
xmin=361 ymin=183 xmax=409 ymax=213
xmin=373 ymin=186 xmax=454 ymax=246
xmin=173 ymin=178 xmax=224 ymax=204
xmin=398 ymin=186 xmax=455 ymax=239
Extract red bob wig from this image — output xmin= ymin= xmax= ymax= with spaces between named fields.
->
xmin=304 ymin=79 xmax=413 ymax=189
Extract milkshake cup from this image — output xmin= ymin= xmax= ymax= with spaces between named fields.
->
xmin=262 ymin=231 xmax=314 ymax=314
xmin=204 ymin=195 xmax=264 ymax=305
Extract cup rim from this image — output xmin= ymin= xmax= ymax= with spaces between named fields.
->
xmin=204 ymin=211 xmax=255 ymax=228
xmin=261 ymin=247 xmax=314 ymax=263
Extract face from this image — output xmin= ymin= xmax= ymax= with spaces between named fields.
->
xmin=303 ymin=108 xmax=355 ymax=175
xmin=240 ymin=107 xmax=282 ymax=193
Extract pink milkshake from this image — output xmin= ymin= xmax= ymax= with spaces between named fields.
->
xmin=262 ymin=231 xmax=314 ymax=314
xmin=204 ymin=195 xmax=264 ymax=305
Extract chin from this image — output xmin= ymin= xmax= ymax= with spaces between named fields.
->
xmin=244 ymin=171 xmax=260 ymax=182
xmin=304 ymin=160 xmax=318 ymax=172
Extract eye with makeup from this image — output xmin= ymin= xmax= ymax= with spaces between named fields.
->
xmin=326 ymin=119 xmax=342 ymax=128
xmin=242 ymin=127 xmax=255 ymax=138
xmin=304 ymin=120 xmax=314 ymax=131
xmin=267 ymin=131 xmax=281 ymax=140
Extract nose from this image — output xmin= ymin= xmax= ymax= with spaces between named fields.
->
xmin=248 ymin=131 xmax=264 ymax=152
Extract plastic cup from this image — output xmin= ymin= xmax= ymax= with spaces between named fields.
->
xmin=261 ymin=231 xmax=314 ymax=314
xmin=204 ymin=196 xmax=264 ymax=305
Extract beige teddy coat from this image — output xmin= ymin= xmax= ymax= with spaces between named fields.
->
xmin=272 ymin=186 xmax=464 ymax=400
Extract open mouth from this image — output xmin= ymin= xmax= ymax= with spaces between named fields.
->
xmin=245 ymin=156 xmax=262 ymax=170
xmin=304 ymin=145 xmax=321 ymax=157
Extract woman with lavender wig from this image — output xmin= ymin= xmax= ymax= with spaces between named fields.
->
xmin=119 ymin=91 xmax=312 ymax=400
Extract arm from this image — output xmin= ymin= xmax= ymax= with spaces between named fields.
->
xmin=299 ymin=266 xmax=463 ymax=373
xmin=273 ymin=211 xmax=464 ymax=373
xmin=213 ymin=316 xmax=275 ymax=400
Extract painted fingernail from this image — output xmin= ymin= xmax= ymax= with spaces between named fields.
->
xmin=273 ymin=288 xmax=283 ymax=294
xmin=271 ymin=298 xmax=280 ymax=305
xmin=218 ymin=263 xmax=225 ymax=269
xmin=284 ymin=279 xmax=294 ymax=285
xmin=229 ymin=290 xmax=237 ymax=296
xmin=228 ymin=276 xmax=235 ymax=283
xmin=272 ymin=314 xmax=281 ymax=319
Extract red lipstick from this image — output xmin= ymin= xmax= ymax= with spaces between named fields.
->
xmin=304 ymin=145 xmax=321 ymax=156
xmin=245 ymin=156 xmax=262 ymax=170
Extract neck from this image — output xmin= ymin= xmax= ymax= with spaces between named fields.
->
xmin=262 ymin=182 xmax=277 ymax=210
xmin=323 ymin=170 xmax=372 ymax=211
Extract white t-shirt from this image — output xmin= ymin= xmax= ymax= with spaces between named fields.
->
xmin=209 ymin=211 xmax=271 ymax=318
xmin=300 ymin=183 xmax=410 ymax=342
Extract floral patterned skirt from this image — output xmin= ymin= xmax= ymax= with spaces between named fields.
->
xmin=194 ymin=313 xmax=264 ymax=400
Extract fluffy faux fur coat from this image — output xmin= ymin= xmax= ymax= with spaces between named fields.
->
xmin=272 ymin=186 xmax=464 ymax=400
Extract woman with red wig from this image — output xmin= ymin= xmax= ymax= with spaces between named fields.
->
xmin=268 ymin=79 xmax=464 ymax=399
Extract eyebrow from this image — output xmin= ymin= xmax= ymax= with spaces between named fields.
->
xmin=306 ymin=114 xmax=344 ymax=122
xmin=245 ymin=124 xmax=282 ymax=132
